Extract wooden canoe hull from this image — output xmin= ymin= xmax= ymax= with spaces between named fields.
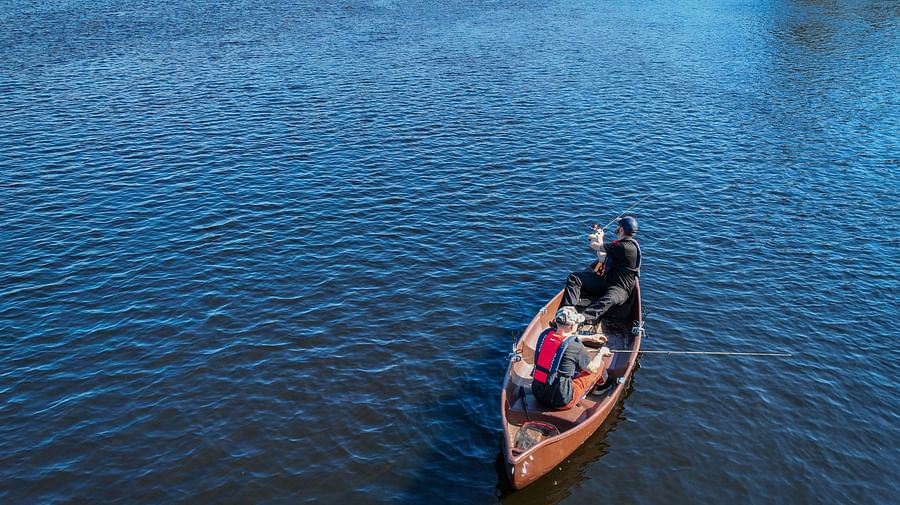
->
xmin=501 ymin=279 xmax=642 ymax=490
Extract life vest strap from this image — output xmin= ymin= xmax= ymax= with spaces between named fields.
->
xmin=532 ymin=329 xmax=577 ymax=385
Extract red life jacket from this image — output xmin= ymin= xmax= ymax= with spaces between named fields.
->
xmin=532 ymin=329 xmax=577 ymax=384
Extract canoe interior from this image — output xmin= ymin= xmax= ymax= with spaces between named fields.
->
xmin=501 ymin=278 xmax=642 ymax=488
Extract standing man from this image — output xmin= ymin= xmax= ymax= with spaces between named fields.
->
xmin=561 ymin=216 xmax=641 ymax=325
xmin=531 ymin=307 xmax=612 ymax=410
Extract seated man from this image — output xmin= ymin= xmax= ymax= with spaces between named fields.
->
xmin=561 ymin=216 xmax=641 ymax=325
xmin=531 ymin=307 xmax=612 ymax=410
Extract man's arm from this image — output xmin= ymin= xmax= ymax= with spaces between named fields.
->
xmin=587 ymin=348 xmax=613 ymax=373
xmin=589 ymin=228 xmax=606 ymax=262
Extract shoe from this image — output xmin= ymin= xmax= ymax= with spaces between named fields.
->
xmin=591 ymin=374 xmax=612 ymax=394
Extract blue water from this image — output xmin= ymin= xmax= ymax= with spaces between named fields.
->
xmin=1 ymin=1 xmax=898 ymax=503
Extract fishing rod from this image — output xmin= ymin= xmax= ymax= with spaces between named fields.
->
xmin=598 ymin=193 xmax=655 ymax=231
xmin=609 ymin=350 xmax=793 ymax=357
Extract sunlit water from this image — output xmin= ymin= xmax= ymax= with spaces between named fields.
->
xmin=1 ymin=1 xmax=898 ymax=504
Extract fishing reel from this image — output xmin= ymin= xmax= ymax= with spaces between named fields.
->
xmin=506 ymin=350 xmax=523 ymax=363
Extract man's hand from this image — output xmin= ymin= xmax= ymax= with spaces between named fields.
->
xmin=588 ymin=228 xmax=604 ymax=250
xmin=588 ymin=347 xmax=612 ymax=373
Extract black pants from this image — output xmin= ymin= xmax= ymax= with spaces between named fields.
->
xmin=561 ymin=271 xmax=629 ymax=323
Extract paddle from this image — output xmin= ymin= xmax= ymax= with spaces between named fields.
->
xmin=518 ymin=386 xmax=531 ymax=422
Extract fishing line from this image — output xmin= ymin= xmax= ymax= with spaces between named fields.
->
xmin=610 ymin=350 xmax=793 ymax=357
xmin=599 ymin=193 xmax=655 ymax=231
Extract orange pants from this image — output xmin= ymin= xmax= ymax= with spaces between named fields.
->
xmin=560 ymin=368 xmax=607 ymax=410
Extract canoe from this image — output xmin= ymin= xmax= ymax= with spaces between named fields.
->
xmin=500 ymin=277 xmax=642 ymax=490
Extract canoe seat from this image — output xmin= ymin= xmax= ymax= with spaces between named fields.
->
xmin=507 ymin=379 xmax=605 ymax=430
xmin=520 ymin=391 xmax=584 ymax=428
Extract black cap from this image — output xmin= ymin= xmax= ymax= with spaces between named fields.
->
xmin=618 ymin=216 xmax=638 ymax=234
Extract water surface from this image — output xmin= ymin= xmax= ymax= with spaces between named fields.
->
xmin=1 ymin=1 xmax=898 ymax=503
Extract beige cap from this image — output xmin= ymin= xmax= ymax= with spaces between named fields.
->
xmin=555 ymin=306 xmax=585 ymax=326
